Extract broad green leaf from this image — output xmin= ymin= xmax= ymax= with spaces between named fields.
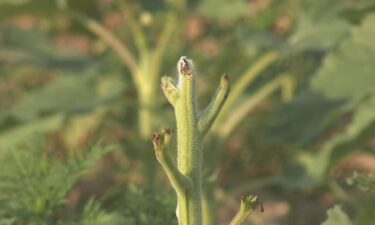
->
xmin=8 ymin=75 xmax=97 ymax=121
xmin=197 ymin=0 xmax=247 ymax=22
xmin=322 ymin=205 xmax=353 ymax=225
xmin=268 ymin=90 xmax=344 ymax=145
xmin=0 ymin=27 xmax=92 ymax=70
xmin=274 ymin=14 xmax=375 ymax=189
xmin=271 ymin=13 xmax=375 ymax=146
xmin=327 ymin=96 xmax=375 ymax=168
xmin=279 ymin=95 xmax=375 ymax=189
xmin=288 ymin=15 xmax=350 ymax=52
xmin=312 ymin=13 xmax=375 ymax=100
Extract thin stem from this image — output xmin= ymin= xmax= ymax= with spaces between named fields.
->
xmin=229 ymin=196 xmax=263 ymax=225
xmin=151 ymin=12 xmax=177 ymax=83
xmin=153 ymin=131 xmax=193 ymax=195
xmin=67 ymin=10 xmax=138 ymax=77
xmin=116 ymin=0 xmax=149 ymax=57
xmin=218 ymin=75 xmax=292 ymax=138
xmin=215 ymin=52 xmax=279 ymax=129
xmin=198 ymin=74 xmax=230 ymax=137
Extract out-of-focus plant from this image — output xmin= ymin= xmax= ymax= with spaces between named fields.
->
xmin=62 ymin=0 xmax=187 ymax=139
xmin=347 ymin=172 xmax=375 ymax=192
xmin=0 ymin=138 xmax=118 ymax=225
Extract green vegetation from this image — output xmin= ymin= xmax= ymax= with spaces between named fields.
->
xmin=0 ymin=0 xmax=374 ymax=224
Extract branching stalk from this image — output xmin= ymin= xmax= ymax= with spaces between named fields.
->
xmin=219 ymin=75 xmax=294 ymax=138
xmin=154 ymin=57 xmax=261 ymax=225
xmin=229 ymin=196 xmax=264 ymax=225
xmin=67 ymin=10 xmax=138 ymax=77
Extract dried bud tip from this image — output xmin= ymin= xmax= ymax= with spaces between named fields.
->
xmin=162 ymin=128 xmax=172 ymax=135
xmin=152 ymin=133 xmax=161 ymax=146
xmin=223 ymin=73 xmax=229 ymax=81
xmin=178 ymin=56 xmax=194 ymax=76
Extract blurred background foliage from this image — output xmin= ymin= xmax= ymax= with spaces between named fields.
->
xmin=0 ymin=0 xmax=374 ymax=224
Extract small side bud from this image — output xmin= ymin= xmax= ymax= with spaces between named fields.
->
xmin=162 ymin=128 xmax=172 ymax=145
xmin=161 ymin=76 xmax=179 ymax=106
xmin=152 ymin=133 xmax=162 ymax=149
xmin=229 ymin=195 xmax=263 ymax=225
xmin=240 ymin=195 xmax=263 ymax=213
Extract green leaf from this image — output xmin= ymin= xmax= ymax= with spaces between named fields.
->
xmin=0 ymin=140 xmax=116 ymax=222
xmin=268 ymin=90 xmax=344 ymax=145
xmin=273 ymin=14 xmax=375 ymax=189
xmin=322 ymin=205 xmax=353 ymax=225
xmin=312 ymin=13 xmax=375 ymax=100
xmin=0 ymin=27 xmax=92 ymax=70
xmin=61 ymin=199 xmax=126 ymax=225
xmin=8 ymin=75 xmax=98 ymax=122
xmin=0 ymin=0 xmax=30 ymax=5
xmin=288 ymin=15 xmax=350 ymax=52
xmin=327 ymin=96 xmax=375 ymax=168
xmin=0 ymin=114 xmax=64 ymax=150
xmin=197 ymin=0 xmax=247 ymax=22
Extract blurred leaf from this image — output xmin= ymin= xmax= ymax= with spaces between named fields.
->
xmin=7 ymin=75 xmax=97 ymax=122
xmin=312 ymin=13 xmax=375 ymax=100
xmin=0 ymin=27 xmax=92 ymax=71
xmin=61 ymin=199 xmax=126 ymax=225
xmin=0 ymin=114 xmax=64 ymax=150
xmin=197 ymin=0 xmax=247 ymax=22
xmin=288 ymin=15 xmax=350 ymax=52
xmin=268 ymin=90 xmax=344 ymax=145
xmin=327 ymin=96 xmax=375 ymax=167
xmin=63 ymin=108 xmax=107 ymax=149
xmin=274 ymin=14 xmax=375 ymax=189
xmin=234 ymin=29 xmax=282 ymax=57
xmin=340 ymin=0 xmax=375 ymax=23
xmin=322 ymin=205 xmax=353 ymax=225
xmin=279 ymin=95 xmax=375 ymax=189
xmin=0 ymin=0 xmax=31 ymax=5
xmin=271 ymin=13 xmax=375 ymax=145
xmin=0 ymin=0 xmax=98 ymax=19
xmin=107 ymin=185 xmax=177 ymax=225
xmin=0 ymin=0 xmax=59 ymax=20
xmin=0 ymin=140 xmax=115 ymax=222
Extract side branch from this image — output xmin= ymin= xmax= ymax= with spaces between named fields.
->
xmin=68 ymin=10 xmax=138 ymax=76
xmin=152 ymin=129 xmax=192 ymax=195
xmin=219 ymin=75 xmax=293 ymax=138
xmin=161 ymin=76 xmax=179 ymax=107
xmin=220 ymin=52 xmax=279 ymax=121
xmin=229 ymin=195 xmax=263 ymax=225
xmin=116 ymin=0 xmax=149 ymax=56
xmin=198 ymin=74 xmax=230 ymax=137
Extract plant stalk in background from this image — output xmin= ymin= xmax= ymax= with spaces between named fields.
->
xmin=63 ymin=0 xmax=186 ymax=139
xmin=153 ymin=57 xmax=262 ymax=225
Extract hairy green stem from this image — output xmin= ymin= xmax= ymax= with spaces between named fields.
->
xmin=154 ymin=57 xmax=261 ymax=225
xmin=175 ymin=57 xmax=201 ymax=225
